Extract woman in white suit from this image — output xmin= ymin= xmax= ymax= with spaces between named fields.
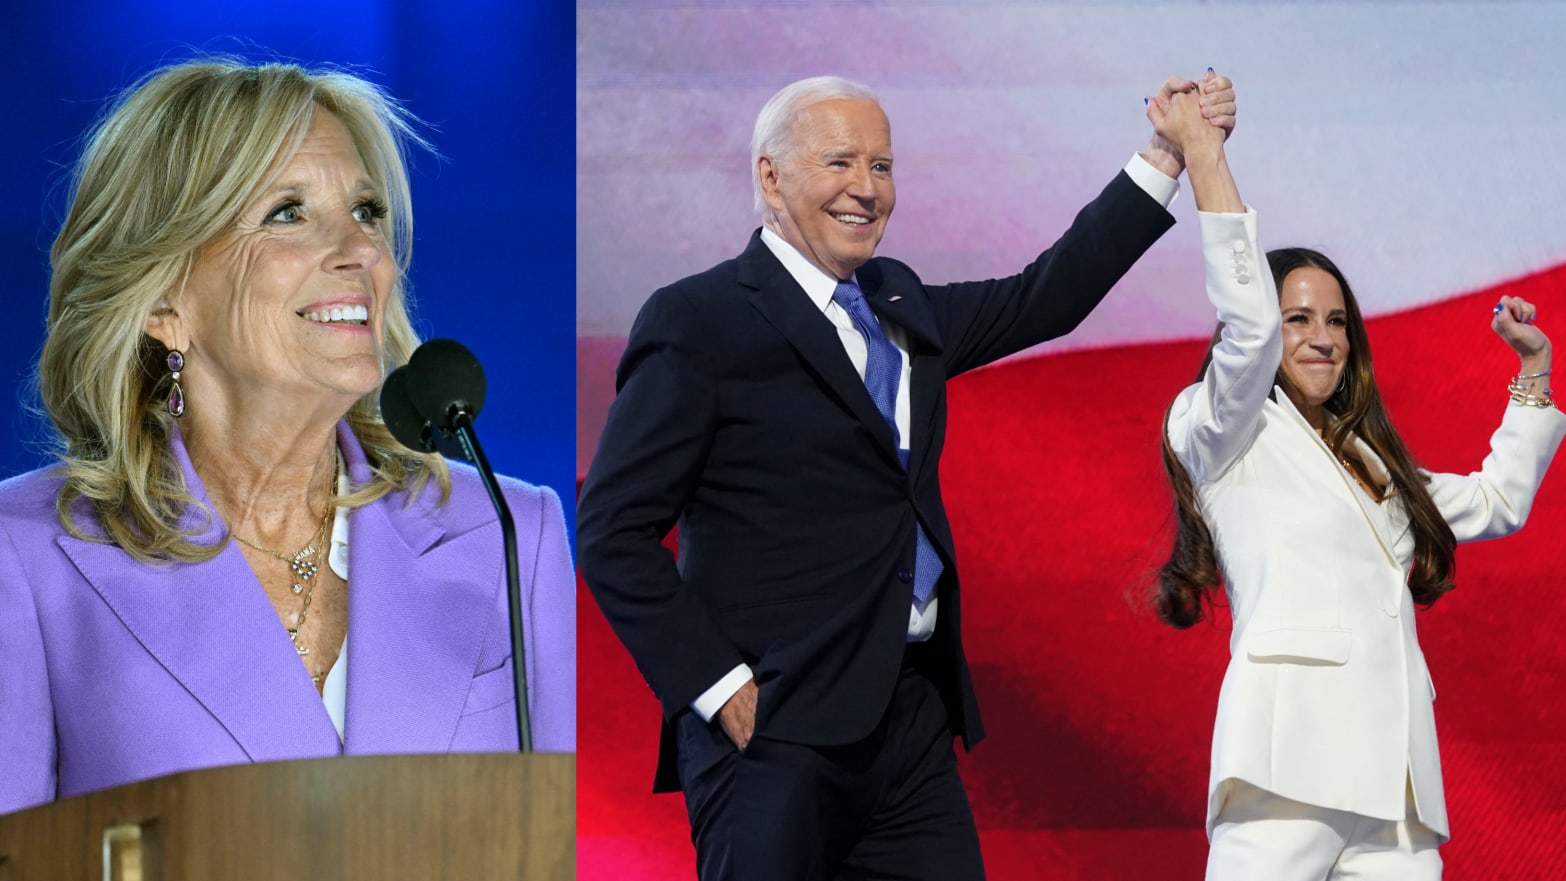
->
xmin=1151 ymin=83 xmax=1566 ymax=878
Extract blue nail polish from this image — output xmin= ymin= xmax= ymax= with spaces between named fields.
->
xmin=1207 ymin=66 xmax=1214 ymax=73
xmin=1144 ymin=97 xmax=1149 ymax=105
xmin=1494 ymin=303 xmax=1504 ymax=314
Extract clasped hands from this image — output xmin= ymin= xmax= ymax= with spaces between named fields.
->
xmin=1141 ymin=69 xmax=1237 ymax=176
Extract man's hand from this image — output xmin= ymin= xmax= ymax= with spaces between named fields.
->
xmin=716 ymin=679 xmax=759 ymax=751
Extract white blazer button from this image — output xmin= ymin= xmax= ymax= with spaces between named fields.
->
xmin=1237 ymin=274 xmax=1250 ymax=285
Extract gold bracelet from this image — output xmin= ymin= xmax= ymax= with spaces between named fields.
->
xmin=1508 ymin=383 xmax=1558 ymax=409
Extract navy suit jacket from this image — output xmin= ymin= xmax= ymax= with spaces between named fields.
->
xmin=579 ymin=171 xmax=1173 ymax=791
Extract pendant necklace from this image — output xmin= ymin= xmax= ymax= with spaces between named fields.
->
xmin=233 ymin=480 xmax=336 ymax=682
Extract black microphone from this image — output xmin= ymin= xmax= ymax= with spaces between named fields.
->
xmin=380 ymin=366 xmax=435 ymax=452
xmin=380 ymin=339 xmax=533 ymax=753
xmin=406 ymin=337 xmax=487 ymax=436
xmin=380 ymin=366 xmax=466 ymax=460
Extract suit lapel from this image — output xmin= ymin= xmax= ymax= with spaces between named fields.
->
xmin=739 ymin=232 xmax=902 ymax=463
xmin=855 ymin=261 xmax=942 ymax=355
xmin=337 ymin=423 xmax=502 ymax=753
xmin=857 ymin=260 xmax=945 ymax=482
xmin=57 ymin=428 xmax=340 ymax=761
xmin=1274 ymin=390 xmax=1399 ymax=568
xmin=1330 ymin=428 xmax=1399 ymax=565
xmin=1346 ymin=432 xmax=1415 ymax=614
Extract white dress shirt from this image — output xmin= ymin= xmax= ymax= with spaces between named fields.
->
xmin=693 ymin=153 xmax=1180 ymax=721
xmin=321 ymin=451 xmax=350 ymax=741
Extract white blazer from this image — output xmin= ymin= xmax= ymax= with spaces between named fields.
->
xmin=1166 ymin=209 xmax=1566 ymax=841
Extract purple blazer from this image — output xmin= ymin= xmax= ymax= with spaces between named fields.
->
xmin=0 ymin=421 xmax=575 ymax=815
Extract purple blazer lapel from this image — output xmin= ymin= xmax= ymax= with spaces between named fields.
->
xmin=55 ymin=429 xmax=340 ymax=762
xmin=337 ymin=423 xmax=502 ymax=753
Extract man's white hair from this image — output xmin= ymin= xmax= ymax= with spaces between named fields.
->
xmin=751 ymin=75 xmax=880 ymax=215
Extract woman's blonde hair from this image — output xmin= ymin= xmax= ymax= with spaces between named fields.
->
xmin=40 ymin=57 xmax=450 ymax=564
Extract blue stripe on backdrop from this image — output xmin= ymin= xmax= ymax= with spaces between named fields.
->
xmin=0 ymin=0 xmax=575 ymax=543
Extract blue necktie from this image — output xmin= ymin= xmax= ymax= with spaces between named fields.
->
xmin=832 ymin=281 xmax=944 ymax=604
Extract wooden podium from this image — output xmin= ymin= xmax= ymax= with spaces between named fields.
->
xmin=0 ymin=753 xmax=574 ymax=880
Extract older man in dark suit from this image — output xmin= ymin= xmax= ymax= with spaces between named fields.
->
xmin=579 ymin=72 xmax=1235 ymax=880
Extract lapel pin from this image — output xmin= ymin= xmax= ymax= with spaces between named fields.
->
xmin=888 ymin=295 xmax=902 ymax=302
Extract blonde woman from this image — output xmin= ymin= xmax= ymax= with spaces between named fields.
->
xmin=0 ymin=59 xmax=574 ymax=814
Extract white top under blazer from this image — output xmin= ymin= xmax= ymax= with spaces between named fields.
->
xmin=1166 ymin=209 xmax=1566 ymax=841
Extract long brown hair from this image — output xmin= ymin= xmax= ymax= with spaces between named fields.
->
xmin=1155 ymin=247 xmax=1456 ymax=628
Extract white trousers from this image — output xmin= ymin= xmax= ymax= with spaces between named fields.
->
xmin=1205 ymin=778 xmax=1443 ymax=881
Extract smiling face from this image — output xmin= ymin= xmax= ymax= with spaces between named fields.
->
xmin=151 ymin=109 xmax=395 ymax=423
xmin=1277 ymin=265 xmax=1351 ymax=422
xmin=758 ymin=98 xmax=894 ymax=280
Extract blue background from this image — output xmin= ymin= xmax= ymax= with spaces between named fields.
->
xmin=0 ymin=0 xmax=575 ymax=540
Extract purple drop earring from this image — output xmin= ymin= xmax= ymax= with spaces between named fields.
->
xmin=166 ymin=350 xmax=185 ymax=418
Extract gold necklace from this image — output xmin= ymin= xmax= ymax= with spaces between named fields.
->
xmin=232 ymin=483 xmax=336 ymax=671
xmin=1322 ymin=433 xmax=1380 ymax=499
xmin=1317 ymin=428 xmax=1371 ymax=493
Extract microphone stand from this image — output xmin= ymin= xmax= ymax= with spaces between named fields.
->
xmin=450 ymin=408 xmax=532 ymax=753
